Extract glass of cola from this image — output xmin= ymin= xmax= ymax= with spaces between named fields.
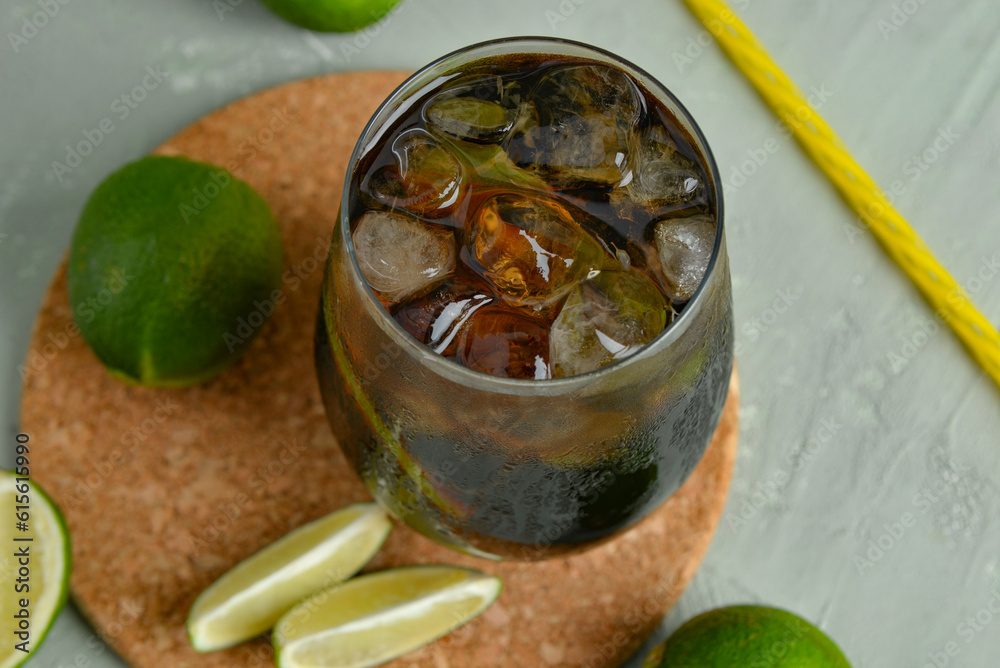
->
xmin=316 ymin=37 xmax=734 ymax=560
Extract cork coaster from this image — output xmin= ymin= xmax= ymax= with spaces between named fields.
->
xmin=20 ymin=71 xmax=740 ymax=668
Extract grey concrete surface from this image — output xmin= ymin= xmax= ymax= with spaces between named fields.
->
xmin=2 ymin=0 xmax=1000 ymax=666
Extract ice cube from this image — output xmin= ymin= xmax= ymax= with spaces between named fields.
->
xmin=613 ymin=126 xmax=706 ymax=210
xmin=362 ymin=130 xmax=464 ymax=219
xmin=352 ymin=210 xmax=456 ymax=305
xmin=533 ymin=64 xmax=642 ymax=126
xmin=549 ymin=269 xmax=671 ymax=377
xmin=507 ymin=116 xmax=627 ymax=188
xmin=424 ymin=73 xmax=532 ymax=146
xmin=653 ymin=215 xmax=716 ymax=302
xmin=468 ymin=192 xmax=612 ymax=312
xmin=458 ymin=306 xmax=551 ymax=379
xmin=393 ymin=274 xmax=496 ymax=356
xmin=506 ymin=65 xmax=642 ymax=188
xmin=426 ymin=96 xmax=518 ymax=144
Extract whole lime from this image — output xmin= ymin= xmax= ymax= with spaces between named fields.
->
xmin=259 ymin=0 xmax=403 ymax=32
xmin=67 ymin=155 xmax=284 ymax=387
xmin=644 ymin=605 xmax=852 ymax=668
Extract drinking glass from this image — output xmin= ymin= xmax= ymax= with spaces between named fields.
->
xmin=315 ymin=37 xmax=733 ymax=560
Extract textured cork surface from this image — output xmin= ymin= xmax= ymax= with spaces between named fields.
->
xmin=20 ymin=71 xmax=739 ymax=668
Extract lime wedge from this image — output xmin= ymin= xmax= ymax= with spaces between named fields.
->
xmin=187 ymin=502 xmax=392 ymax=652
xmin=0 ymin=471 xmax=71 ymax=668
xmin=273 ymin=565 xmax=502 ymax=668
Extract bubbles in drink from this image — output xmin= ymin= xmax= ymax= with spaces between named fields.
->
xmin=468 ymin=192 xmax=610 ymax=313
xmin=352 ymin=210 xmax=456 ymax=305
xmin=654 ymin=215 xmax=716 ymax=302
xmin=362 ymin=130 xmax=464 ymax=218
xmin=549 ymin=269 xmax=672 ymax=377
xmin=506 ymin=64 xmax=641 ymax=188
xmin=458 ymin=306 xmax=551 ymax=379
xmin=348 ymin=53 xmax=719 ymax=378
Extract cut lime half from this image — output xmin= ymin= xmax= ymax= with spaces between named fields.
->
xmin=0 ymin=471 xmax=71 ymax=668
xmin=274 ymin=565 xmax=502 ymax=668
xmin=187 ymin=502 xmax=392 ymax=652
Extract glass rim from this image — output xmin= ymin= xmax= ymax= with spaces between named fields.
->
xmin=337 ymin=35 xmax=726 ymax=392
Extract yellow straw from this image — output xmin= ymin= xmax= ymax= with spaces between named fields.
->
xmin=679 ymin=0 xmax=1000 ymax=389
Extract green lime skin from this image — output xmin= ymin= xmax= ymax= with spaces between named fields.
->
xmin=23 ymin=477 xmax=71 ymax=668
xmin=67 ymin=155 xmax=283 ymax=388
xmin=648 ymin=605 xmax=852 ymax=668
xmin=259 ymin=0 xmax=403 ymax=32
